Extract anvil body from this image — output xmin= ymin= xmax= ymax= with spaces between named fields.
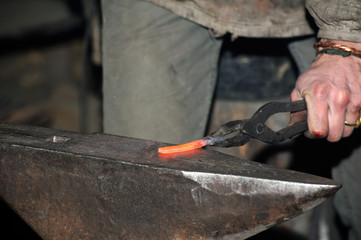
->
xmin=0 ymin=123 xmax=340 ymax=239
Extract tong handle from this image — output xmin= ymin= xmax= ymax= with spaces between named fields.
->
xmin=208 ymin=100 xmax=308 ymax=147
xmin=244 ymin=100 xmax=308 ymax=144
xmin=251 ymin=100 xmax=307 ymax=123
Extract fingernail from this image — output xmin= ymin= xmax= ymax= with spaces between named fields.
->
xmin=305 ymin=131 xmax=324 ymax=139
xmin=313 ymin=132 xmax=323 ymax=138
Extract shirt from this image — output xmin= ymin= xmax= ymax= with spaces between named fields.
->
xmin=144 ymin=0 xmax=361 ymax=42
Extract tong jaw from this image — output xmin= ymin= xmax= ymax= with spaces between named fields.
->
xmin=206 ymin=100 xmax=308 ymax=148
xmin=206 ymin=120 xmax=252 ymax=147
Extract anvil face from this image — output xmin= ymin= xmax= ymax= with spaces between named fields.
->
xmin=0 ymin=124 xmax=340 ymax=239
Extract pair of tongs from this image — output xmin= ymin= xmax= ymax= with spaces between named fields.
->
xmin=158 ymin=100 xmax=307 ymax=154
xmin=205 ymin=100 xmax=308 ymax=147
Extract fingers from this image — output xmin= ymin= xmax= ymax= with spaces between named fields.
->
xmin=291 ymin=52 xmax=361 ymax=142
xmin=291 ymin=88 xmax=329 ymax=139
xmin=292 ymin=81 xmax=331 ymax=139
xmin=343 ymin=98 xmax=361 ymax=137
xmin=344 ymin=108 xmax=358 ymax=138
xmin=289 ymin=90 xmax=307 ymax=126
xmin=327 ymin=95 xmax=347 ymax=142
xmin=304 ymin=94 xmax=329 ymax=139
xmin=304 ymin=94 xmax=361 ymax=141
xmin=292 ymin=78 xmax=354 ymax=141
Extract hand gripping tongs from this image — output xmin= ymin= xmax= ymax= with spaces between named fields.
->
xmin=158 ymin=100 xmax=308 ymax=154
xmin=206 ymin=100 xmax=308 ymax=147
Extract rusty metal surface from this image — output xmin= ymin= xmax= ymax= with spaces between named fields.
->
xmin=0 ymin=123 xmax=340 ymax=239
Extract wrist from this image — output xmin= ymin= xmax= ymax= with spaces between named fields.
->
xmin=315 ymin=39 xmax=361 ymax=59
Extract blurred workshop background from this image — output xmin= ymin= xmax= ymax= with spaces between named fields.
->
xmin=0 ymin=0 xmax=102 ymax=134
xmin=0 ymin=0 xmax=102 ymax=239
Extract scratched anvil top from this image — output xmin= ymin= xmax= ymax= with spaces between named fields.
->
xmin=0 ymin=123 xmax=333 ymax=185
xmin=0 ymin=123 xmax=340 ymax=240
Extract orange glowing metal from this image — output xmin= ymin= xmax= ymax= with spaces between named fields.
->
xmin=158 ymin=139 xmax=209 ymax=154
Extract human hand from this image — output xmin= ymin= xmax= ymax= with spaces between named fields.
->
xmin=290 ymin=40 xmax=361 ymax=142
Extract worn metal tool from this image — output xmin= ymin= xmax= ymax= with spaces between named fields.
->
xmin=158 ymin=100 xmax=307 ymax=154
xmin=0 ymin=123 xmax=340 ymax=239
xmin=207 ymin=100 xmax=308 ymax=147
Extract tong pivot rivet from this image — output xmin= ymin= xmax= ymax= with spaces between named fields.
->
xmin=256 ymin=123 xmax=265 ymax=134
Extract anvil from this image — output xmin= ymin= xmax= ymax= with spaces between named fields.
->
xmin=0 ymin=123 xmax=340 ymax=239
